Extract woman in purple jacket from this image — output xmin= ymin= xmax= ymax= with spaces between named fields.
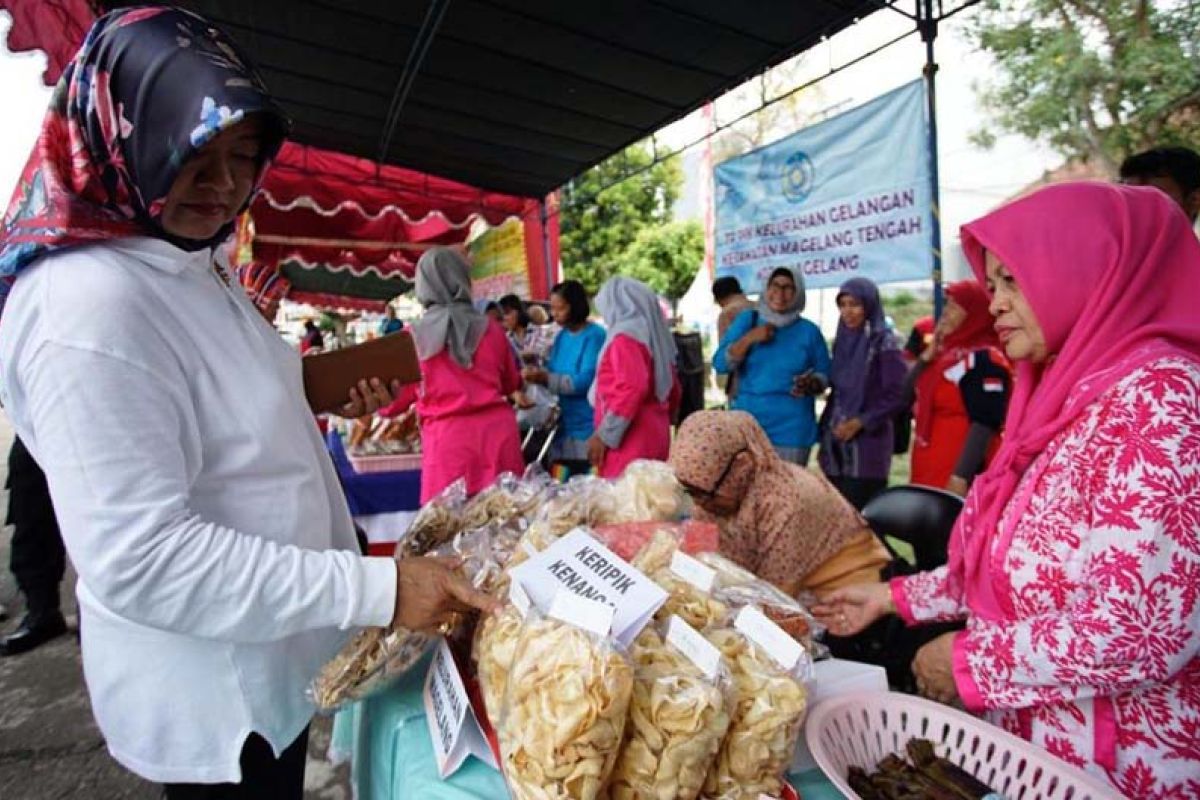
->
xmin=818 ymin=277 xmax=907 ymax=509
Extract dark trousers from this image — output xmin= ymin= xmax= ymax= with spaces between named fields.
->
xmin=6 ymin=437 xmax=66 ymax=618
xmin=163 ymin=728 xmax=309 ymax=799
xmin=828 ymin=476 xmax=888 ymax=511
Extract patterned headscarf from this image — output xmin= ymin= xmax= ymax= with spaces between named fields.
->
xmin=670 ymin=410 xmax=857 ymax=582
xmin=830 ymin=277 xmax=895 ymax=417
xmin=411 ymin=247 xmax=488 ymax=368
xmin=591 ymin=276 xmax=677 ymax=404
xmin=0 ymin=7 xmax=288 ymax=318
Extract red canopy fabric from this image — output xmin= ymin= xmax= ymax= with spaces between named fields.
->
xmin=250 ymin=143 xmax=556 ymax=299
xmin=0 ymin=0 xmax=92 ymax=85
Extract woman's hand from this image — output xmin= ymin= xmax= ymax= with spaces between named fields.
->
xmin=749 ymin=323 xmax=776 ymax=344
xmin=912 ymin=632 xmax=960 ymax=705
xmin=522 ymin=367 xmax=549 ymax=386
xmin=791 ymin=371 xmax=823 ymax=397
xmin=338 ymin=378 xmax=401 ymax=418
xmin=392 ymin=556 xmax=501 ymax=634
xmin=832 ymin=417 xmax=865 ymax=441
xmin=512 ymin=391 xmax=536 ymax=410
xmin=812 ymin=581 xmax=895 ymax=637
xmin=586 ymin=434 xmax=608 ymax=469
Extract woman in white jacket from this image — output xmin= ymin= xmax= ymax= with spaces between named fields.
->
xmin=0 ymin=8 xmax=493 ymax=797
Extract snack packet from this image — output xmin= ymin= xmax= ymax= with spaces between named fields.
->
xmin=695 ymin=551 xmax=825 ymax=648
xmin=394 ymin=478 xmax=468 ymax=558
xmin=702 ymin=612 xmax=810 ymax=800
xmin=630 ymin=530 xmax=728 ymax=631
xmin=607 ymin=460 xmax=685 ymax=524
xmin=461 ymin=471 xmax=552 ymax=531
xmin=606 ymin=620 xmax=731 ymax=800
xmin=310 ymin=528 xmax=494 ymax=712
xmin=497 ymin=607 xmax=634 ymax=800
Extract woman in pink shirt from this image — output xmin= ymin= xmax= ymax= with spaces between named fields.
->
xmin=587 ymin=277 xmax=680 ymax=478
xmin=815 ymin=183 xmax=1200 ymax=796
xmin=393 ymin=247 xmax=524 ymax=502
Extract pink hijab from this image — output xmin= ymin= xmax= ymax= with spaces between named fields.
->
xmin=953 ymin=181 xmax=1200 ymax=620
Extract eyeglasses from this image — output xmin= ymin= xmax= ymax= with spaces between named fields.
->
xmin=680 ymin=448 xmax=748 ymax=501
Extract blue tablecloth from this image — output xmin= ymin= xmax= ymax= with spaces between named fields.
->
xmin=326 ymin=430 xmax=422 ymax=517
xmin=329 ymin=652 xmax=843 ymax=800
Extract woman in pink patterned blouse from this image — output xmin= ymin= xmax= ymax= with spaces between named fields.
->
xmin=813 ymin=182 xmax=1200 ymax=796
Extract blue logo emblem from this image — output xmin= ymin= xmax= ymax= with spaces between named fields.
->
xmin=781 ymin=151 xmax=815 ymax=204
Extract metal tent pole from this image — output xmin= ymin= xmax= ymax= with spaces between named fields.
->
xmin=918 ymin=0 xmax=945 ymax=319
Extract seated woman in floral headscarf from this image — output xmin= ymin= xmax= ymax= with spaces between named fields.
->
xmin=670 ymin=410 xmax=891 ymax=597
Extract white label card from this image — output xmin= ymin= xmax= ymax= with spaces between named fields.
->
xmin=734 ymin=605 xmax=803 ymax=673
xmin=509 ymin=581 xmax=531 ymax=618
xmin=669 ymin=550 xmax=716 ymax=592
xmin=665 ymin=615 xmax=721 ymax=680
xmin=509 ymin=528 xmax=667 ymax=648
xmin=548 ymin=590 xmax=615 ymax=637
xmin=423 ymin=639 xmax=497 ymax=778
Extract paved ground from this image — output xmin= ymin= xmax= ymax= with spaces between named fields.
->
xmin=0 ymin=412 xmax=352 ymax=799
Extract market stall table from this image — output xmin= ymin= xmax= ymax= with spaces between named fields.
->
xmin=327 ymin=651 xmax=846 ymax=800
xmin=326 ymin=429 xmax=421 ymax=555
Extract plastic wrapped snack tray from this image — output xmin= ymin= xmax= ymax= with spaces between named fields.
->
xmin=805 ymin=691 xmax=1124 ymax=800
xmin=347 ymin=452 xmax=423 ymax=474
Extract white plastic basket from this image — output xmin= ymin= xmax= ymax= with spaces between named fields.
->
xmin=805 ymin=691 xmax=1125 ymax=800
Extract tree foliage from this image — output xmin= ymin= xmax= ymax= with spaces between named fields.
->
xmin=622 ymin=220 xmax=705 ymax=302
xmin=970 ymin=0 xmax=1200 ymax=172
xmin=560 ymin=143 xmax=682 ymax=296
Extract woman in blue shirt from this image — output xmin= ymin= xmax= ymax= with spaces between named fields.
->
xmin=522 ymin=280 xmax=606 ymax=478
xmin=714 ymin=266 xmax=831 ymax=465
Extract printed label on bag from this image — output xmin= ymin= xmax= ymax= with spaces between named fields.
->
xmin=511 ymin=528 xmax=667 ymax=646
xmin=548 ymin=590 xmax=615 ymax=637
xmin=734 ymin=605 xmax=802 ymax=672
xmin=665 ymin=615 xmax=721 ymax=680
xmin=669 ymin=550 xmax=716 ymax=592
xmin=509 ymin=581 xmax=531 ymax=618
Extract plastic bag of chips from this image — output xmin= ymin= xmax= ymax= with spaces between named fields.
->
xmin=606 ymin=622 xmax=731 ymax=800
xmin=498 ymin=609 xmax=634 ymax=800
xmin=702 ymin=621 xmax=810 ymax=800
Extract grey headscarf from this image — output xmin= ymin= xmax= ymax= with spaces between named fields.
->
xmin=411 ymin=247 xmax=489 ymax=368
xmin=755 ymin=266 xmax=807 ymax=328
xmin=590 ymin=276 xmax=678 ymax=404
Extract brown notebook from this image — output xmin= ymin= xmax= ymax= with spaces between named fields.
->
xmin=302 ymin=332 xmax=422 ymax=414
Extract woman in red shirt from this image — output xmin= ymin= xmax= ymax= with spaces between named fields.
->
xmin=906 ymin=280 xmax=1012 ymax=495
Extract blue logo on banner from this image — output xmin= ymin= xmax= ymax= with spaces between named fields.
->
xmin=781 ymin=152 xmax=815 ymax=204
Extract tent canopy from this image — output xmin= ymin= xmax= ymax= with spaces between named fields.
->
xmin=250 ymin=141 xmax=556 ymax=304
xmin=7 ymin=0 xmax=893 ymax=197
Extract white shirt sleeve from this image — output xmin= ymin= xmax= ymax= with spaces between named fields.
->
xmin=21 ymin=340 xmax=397 ymax=641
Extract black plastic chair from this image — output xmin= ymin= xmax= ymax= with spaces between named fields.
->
xmin=861 ymin=484 xmax=964 ymax=573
